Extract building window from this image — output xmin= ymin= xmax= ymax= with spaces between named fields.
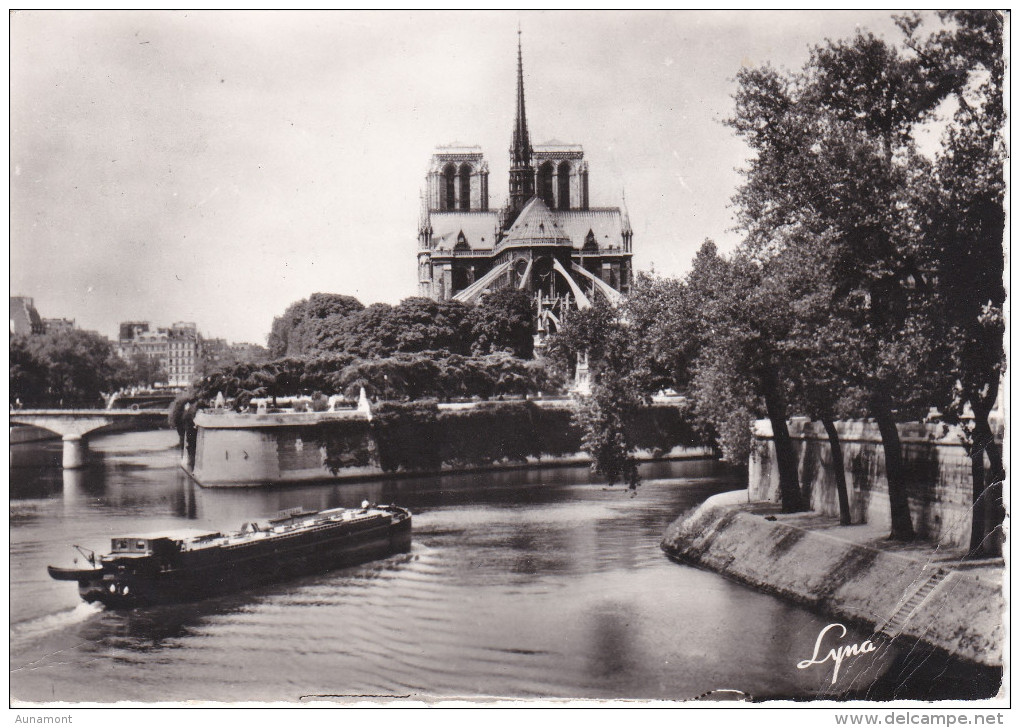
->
xmin=557 ymin=161 xmax=571 ymax=210
xmin=537 ymin=161 xmax=555 ymax=208
xmin=443 ymin=164 xmax=457 ymax=210
xmin=459 ymin=163 xmax=472 ymax=211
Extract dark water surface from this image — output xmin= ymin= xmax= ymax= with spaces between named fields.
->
xmin=9 ymin=430 xmax=986 ymax=703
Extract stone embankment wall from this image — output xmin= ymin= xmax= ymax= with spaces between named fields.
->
xmin=190 ymin=411 xmax=375 ymax=486
xmin=749 ymin=418 xmax=1003 ymax=550
xmin=189 ymin=402 xmax=711 ymax=487
xmin=661 ymin=492 xmax=1004 ymax=668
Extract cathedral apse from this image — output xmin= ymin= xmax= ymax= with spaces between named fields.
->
xmin=416 ymin=32 xmax=633 ymax=338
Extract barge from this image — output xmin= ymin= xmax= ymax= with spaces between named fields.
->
xmin=48 ymin=502 xmax=412 ymax=607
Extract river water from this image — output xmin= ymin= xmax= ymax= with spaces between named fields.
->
xmin=9 ymin=430 xmax=991 ymax=703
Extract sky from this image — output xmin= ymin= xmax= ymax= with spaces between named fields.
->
xmin=10 ymin=10 xmax=909 ymax=345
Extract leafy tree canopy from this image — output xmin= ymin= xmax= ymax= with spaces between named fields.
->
xmin=12 ymin=329 xmax=126 ymax=406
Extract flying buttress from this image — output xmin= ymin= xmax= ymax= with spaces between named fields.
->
xmin=451 ymin=261 xmax=513 ymax=303
xmin=569 ymin=262 xmax=624 ymax=306
xmin=551 ymin=258 xmax=592 ymax=310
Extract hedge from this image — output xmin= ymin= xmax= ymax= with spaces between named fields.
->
xmin=322 ymin=401 xmax=703 ymax=474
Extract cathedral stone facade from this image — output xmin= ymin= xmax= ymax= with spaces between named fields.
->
xmin=417 ymin=34 xmax=633 ymax=337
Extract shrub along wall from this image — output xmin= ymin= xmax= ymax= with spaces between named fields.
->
xmin=191 ymin=401 xmax=710 ymax=485
xmin=436 ymin=402 xmax=578 ymax=467
xmin=370 ymin=401 xmax=443 ymax=473
xmin=364 ymin=401 xmax=705 ymax=474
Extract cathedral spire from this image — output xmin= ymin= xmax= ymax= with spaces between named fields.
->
xmin=508 ymin=28 xmax=535 ymax=220
xmin=512 ymin=27 xmax=531 ymax=167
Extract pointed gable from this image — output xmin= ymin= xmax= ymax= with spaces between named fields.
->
xmin=502 ymin=197 xmax=571 ymax=247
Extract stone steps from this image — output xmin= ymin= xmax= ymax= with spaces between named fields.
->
xmin=876 ymin=568 xmax=949 ymax=639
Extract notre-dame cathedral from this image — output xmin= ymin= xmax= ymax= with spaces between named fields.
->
xmin=416 ymin=33 xmax=633 ymax=338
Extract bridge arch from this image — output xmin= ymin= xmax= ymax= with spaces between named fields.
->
xmin=9 ymin=409 xmax=168 ymax=469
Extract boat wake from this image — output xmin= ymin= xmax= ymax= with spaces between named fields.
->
xmin=10 ymin=602 xmax=103 ymax=646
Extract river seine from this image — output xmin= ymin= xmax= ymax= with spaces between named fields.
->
xmin=9 ymin=429 xmax=986 ymax=703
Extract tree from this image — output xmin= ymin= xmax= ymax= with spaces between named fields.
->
xmin=311 ymin=298 xmax=474 ymax=359
xmin=627 ymin=238 xmax=811 ymax=511
xmin=689 ymin=249 xmax=808 ymax=512
xmin=301 ymin=293 xmax=367 ymax=355
xmin=388 ymin=298 xmax=474 ymax=355
xmin=267 ymin=298 xmax=308 ymax=359
xmin=763 ymin=228 xmax=872 ymax=525
xmin=26 ymin=329 xmax=126 ymax=406
xmin=547 ymin=301 xmax=648 ymax=488
xmin=542 ymin=302 xmax=618 ymax=383
xmin=267 ymin=293 xmax=365 ymax=358
xmin=911 ymin=11 xmax=1006 ymax=554
xmin=471 ymin=289 xmax=535 ymax=359
xmin=267 ymin=289 xmax=535 ymax=363
xmin=726 ymin=27 xmax=961 ymax=538
xmin=118 ymin=350 xmax=168 ymax=388
xmin=624 ymin=271 xmax=693 ymax=395
xmin=10 ymin=336 xmax=47 ymax=405
xmin=320 ymin=303 xmax=398 ymax=358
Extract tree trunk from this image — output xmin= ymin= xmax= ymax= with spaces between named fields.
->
xmin=762 ymin=369 xmax=806 ymax=513
xmin=971 ymin=392 xmax=1004 ymax=557
xmin=821 ymin=417 xmax=852 ymax=526
xmin=967 ymin=434 xmax=987 ymax=555
xmin=872 ymin=400 xmax=915 ymax=541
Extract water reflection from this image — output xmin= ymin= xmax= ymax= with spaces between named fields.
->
xmin=583 ymin=603 xmax=633 ymax=680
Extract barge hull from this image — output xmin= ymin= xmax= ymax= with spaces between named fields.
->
xmin=75 ymin=515 xmax=411 ymax=608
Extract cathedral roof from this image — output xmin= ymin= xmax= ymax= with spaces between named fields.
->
xmin=534 ymin=140 xmax=584 ymax=155
xmin=555 ymin=208 xmax=628 ymax=250
xmin=431 ymin=211 xmax=500 ymax=249
xmin=502 ymin=197 xmax=571 ymax=247
xmin=429 ymin=205 xmax=628 ymax=252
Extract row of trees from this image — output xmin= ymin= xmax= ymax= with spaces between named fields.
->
xmin=193 ymin=351 xmax=563 ymax=405
xmin=547 ymin=12 xmax=1005 ymax=552
xmin=10 ymin=330 xmax=165 ymax=406
xmin=266 ymin=290 xmax=536 ymax=361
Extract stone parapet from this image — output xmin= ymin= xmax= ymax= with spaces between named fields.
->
xmin=748 ymin=418 xmax=1001 ymax=549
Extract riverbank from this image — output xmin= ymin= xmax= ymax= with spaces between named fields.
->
xmin=661 ymin=491 xmax=1005 ymax=670
xmin=187 ymin=400 xmax=711 ymax=487
xmin=184 ymin=445 xmax=717 ymax=487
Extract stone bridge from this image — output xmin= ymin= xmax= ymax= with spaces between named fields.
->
xmin=9 ymin=409 xmax=168 ymax=468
